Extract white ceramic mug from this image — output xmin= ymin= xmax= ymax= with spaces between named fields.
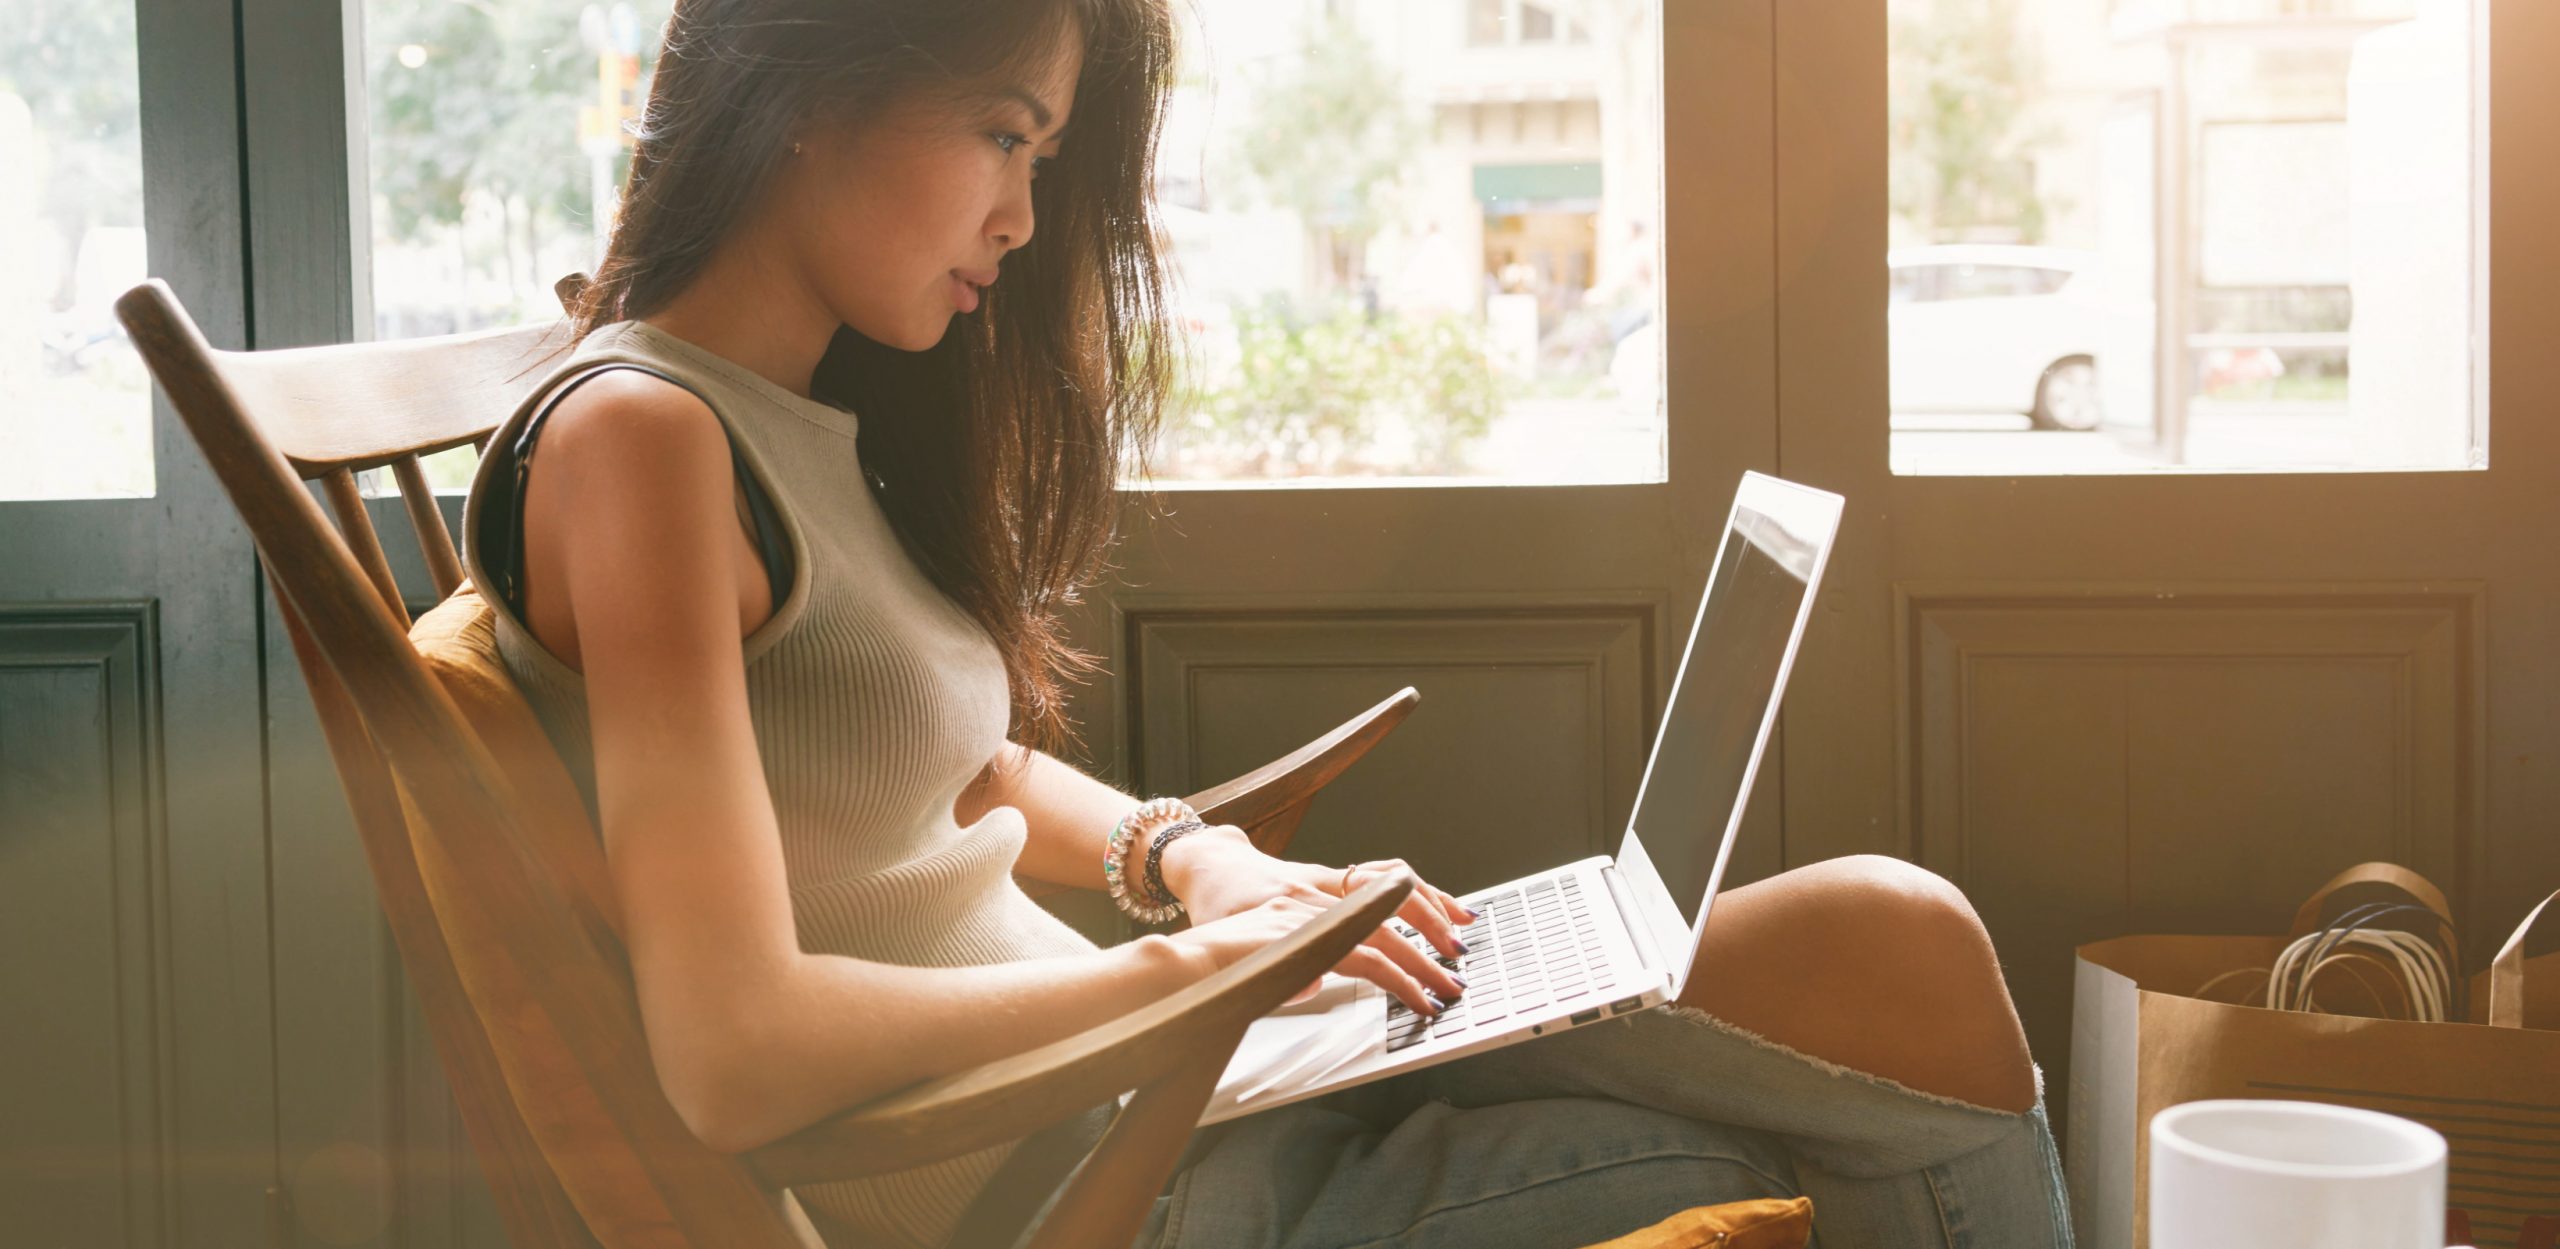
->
xmin=2150 ymin=1099 xmax=2446 ymax=1249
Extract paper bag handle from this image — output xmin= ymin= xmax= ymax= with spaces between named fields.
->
xmin=2288 ymin=862 xmax=2456 ymax=939
xmin=2488 ymin=889 xmax=2560 ymax=1030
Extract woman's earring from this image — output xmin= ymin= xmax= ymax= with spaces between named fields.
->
xmin=790 ymin=141 xmax=803 ymax=156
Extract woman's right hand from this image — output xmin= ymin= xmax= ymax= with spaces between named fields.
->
xmin=1163 ymin=895 xmax=1460 ymax=1019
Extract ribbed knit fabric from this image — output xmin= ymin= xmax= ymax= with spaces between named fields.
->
xmin=459 ymin=318 xmax=1105 ymax=1249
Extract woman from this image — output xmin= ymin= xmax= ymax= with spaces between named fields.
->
xmin=459 ymin=0 xmax=2075 ymax=1245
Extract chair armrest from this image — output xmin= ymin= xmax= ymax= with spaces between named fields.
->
xmin=742 ymin=870 xmax=1417 ymax=1188
xmin=1184 ymin=686 xmax=1418 ymax=836
xmin=1015 ymin=687 xmax=1420 ymax=901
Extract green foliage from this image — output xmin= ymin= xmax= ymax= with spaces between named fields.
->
xmin=1888 ymin=0 xmax=2053 ymax=243
xmin=1166 ymin=301 xmax=1505 ymax=478
xmin=1227 ymin=12 xmax=1420 ymax=262
xmin=366 ymin=0 xmax=630 ymax=245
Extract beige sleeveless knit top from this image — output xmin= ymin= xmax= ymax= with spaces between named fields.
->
xmin=459 ymin=318 xmax=1103 ymax=1249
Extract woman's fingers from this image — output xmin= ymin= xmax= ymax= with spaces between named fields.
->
xmin=1335 ymin=858 xmax=1479 ymax=963
xmin=1362 ymin=923 xmax=1465 ymax=1006
xmin=1395 ymin=894 xmax=1468 ymax=960
xmin=1335 ymin=943 xmax=1441 ymax=1018
xmin=1387 ymin=875 xmax=1474 ymax=959
xmin=1429 ymin=880 xmax=1481 ymax=927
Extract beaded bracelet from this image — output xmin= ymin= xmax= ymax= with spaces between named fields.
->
xmin=1142 ymin=819 xmax=1210 ymax=913
xmin=1105 ymin=797 xmax=1195 ymax=924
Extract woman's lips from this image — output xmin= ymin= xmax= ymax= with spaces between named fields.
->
xmin=949 ymin=271 xmax=980 ymax=314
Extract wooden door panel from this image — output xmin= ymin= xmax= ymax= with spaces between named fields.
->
xmin=1124 ymin=597 xmax=1659 ymax=895
xmin=0 ymin=606 xmax=171 ymax=1248
xmin=1903 ymin=585 xmax=2473 ymax=900
xmin=1900 ymin=584 xmax=2477 ymax=1091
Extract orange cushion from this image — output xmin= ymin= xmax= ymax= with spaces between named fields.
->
xmin=408 ymin=584 xmax=623 ymax=939
xmin=1580 ymin=1197 xmax=1813 ymax=1249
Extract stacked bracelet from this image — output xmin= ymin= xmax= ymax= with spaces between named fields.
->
xmin=1142 ymin=820 xmax=1210 ymax=914
xmin=1105 ymin=798 xmax=1195 ymax=924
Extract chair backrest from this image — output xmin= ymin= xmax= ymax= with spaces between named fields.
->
xmin=114 ymin=275 xmax=1425 ymax=1249
xmin=116 ymin=277 xmax=818 ymax=1248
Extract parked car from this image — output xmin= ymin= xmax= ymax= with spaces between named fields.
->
xmin=1888 ymin=243 xmax=2109 ymax=431
xmin=1604 ymin=243 xmax=2130 ymax=432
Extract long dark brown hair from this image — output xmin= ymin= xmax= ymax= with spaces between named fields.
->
xmin=561 ymin=0 xmax=1176 ymax=759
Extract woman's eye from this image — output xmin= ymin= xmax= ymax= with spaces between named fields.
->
xmin=992 ymin=132 xmax=1028 ymax=156
xmin=1030 ymin=155 xmax=1051 ymax=179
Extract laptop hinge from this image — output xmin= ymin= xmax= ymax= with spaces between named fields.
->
xmin=1600 ymin=863 xmax=1663 ymax=976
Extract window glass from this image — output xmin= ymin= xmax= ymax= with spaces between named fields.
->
xmin=359 ymin=0 xmax=672 ymax=489
xmin=2 ymin=1 xmax=153 ymax=500
xmin=1150 ymin=0 xmax=1661 ymax=484
xmin=1888 ymin=0 xmax=2481 ymax=474
xmin=359 ymin=0 xmax=1665 ymax=490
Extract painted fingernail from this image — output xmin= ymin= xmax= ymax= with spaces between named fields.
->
xmin=1463 ymin=908 xmax=1481 ymax=922
xmin=1425 ymin=992 xmax=1447 ymax=1013
xmin=1451 ymin=973 xmax=1470 ymax=990
xmin=1455 ymin=939 xmax=1472 ymax=955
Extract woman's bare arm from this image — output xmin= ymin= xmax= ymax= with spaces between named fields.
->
xmin=531 ymin=375 xmax=1202 ymax=1152
xmin=966 ymin=750 xmax=1467 ymax=1020
xmin=962 ymin=750 xmax=1258 ymax=893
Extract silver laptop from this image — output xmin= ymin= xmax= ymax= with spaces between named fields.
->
xmin=1197 ymin=472 xmax=1844 ymax=1125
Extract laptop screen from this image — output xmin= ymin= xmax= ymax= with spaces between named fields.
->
xmin=1617 ymin=498 xmax=1826 ymax=930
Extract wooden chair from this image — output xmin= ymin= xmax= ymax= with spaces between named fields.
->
xmin=113 ymin=275 xmax=1426 ymax=1249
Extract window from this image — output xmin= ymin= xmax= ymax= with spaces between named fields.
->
xmin=3 ymin=1 xmax=152 ymax=500
xmin=1468 ymin=0 xmax=1589 ymax=48
xmin=357 ymin=0 xmax=1664 ymax=490
xmin=1152 ymin=0 xmax=1658 ymax=484
xmin=358 ymin=0 xmax=671 ymax=489
xmin=1887 ymin=0 xmax=2482 ymax=474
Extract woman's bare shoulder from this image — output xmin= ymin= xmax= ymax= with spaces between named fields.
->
xmin=534 ymin=367 xmax=729 ymax=483
xmin=519 ymin=366 xmax=759 ymax=665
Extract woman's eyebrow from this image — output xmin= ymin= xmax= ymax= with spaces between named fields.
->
xmin=998 ymin=86 xmax=1069 ymax=139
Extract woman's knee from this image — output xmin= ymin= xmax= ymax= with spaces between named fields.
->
xmin=1722 ymin=855 xmax=1998 ymax=985
xmin=1686 ymin=855 xmax=2039 ymax=1112
xmin=1799 ymin=856 xmax=1998 ymax=970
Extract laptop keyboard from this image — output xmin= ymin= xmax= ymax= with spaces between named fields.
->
xmin=1383 ymin=874 xmax=1622 ymax=1052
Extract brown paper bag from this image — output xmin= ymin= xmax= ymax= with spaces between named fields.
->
xmin=2067 ymin=864 xmax=2560 ymax=1249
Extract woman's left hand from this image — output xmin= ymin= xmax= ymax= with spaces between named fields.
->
xmin=1160 ymin=829 xmax=1478 ymax=1000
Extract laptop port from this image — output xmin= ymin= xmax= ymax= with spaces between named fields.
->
xmin=1569 ymin=1007 xmax=1603 ymax=1026
xmin=1610 ymin=996 xmax=1644 ymax=1014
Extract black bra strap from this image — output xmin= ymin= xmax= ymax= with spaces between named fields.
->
xmin=481 ymin=362 xmax=792 ymax=618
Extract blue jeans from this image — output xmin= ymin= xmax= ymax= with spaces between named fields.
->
xmin=1133 ymin=1003 xmax=2074 ymax=1248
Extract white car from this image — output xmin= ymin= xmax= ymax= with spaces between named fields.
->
xmin=1607 ymin=243 xmax=2124 ymax=431
xmin=1888 ymin=243 xmax=2109 ymax=431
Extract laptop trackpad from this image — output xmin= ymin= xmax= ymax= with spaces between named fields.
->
xmin=1207 ymin=977 xmax=1387 ymax=1113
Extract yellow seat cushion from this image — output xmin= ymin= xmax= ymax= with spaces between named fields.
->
xmin=1580 ymin=1197 xmax=1813 ymax=1249
xmin=407 ymin=583 xmax=622 ymax=938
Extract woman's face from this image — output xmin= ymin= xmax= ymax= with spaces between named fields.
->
xmin=772 ymin=34 xmax=1082 ymax=353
